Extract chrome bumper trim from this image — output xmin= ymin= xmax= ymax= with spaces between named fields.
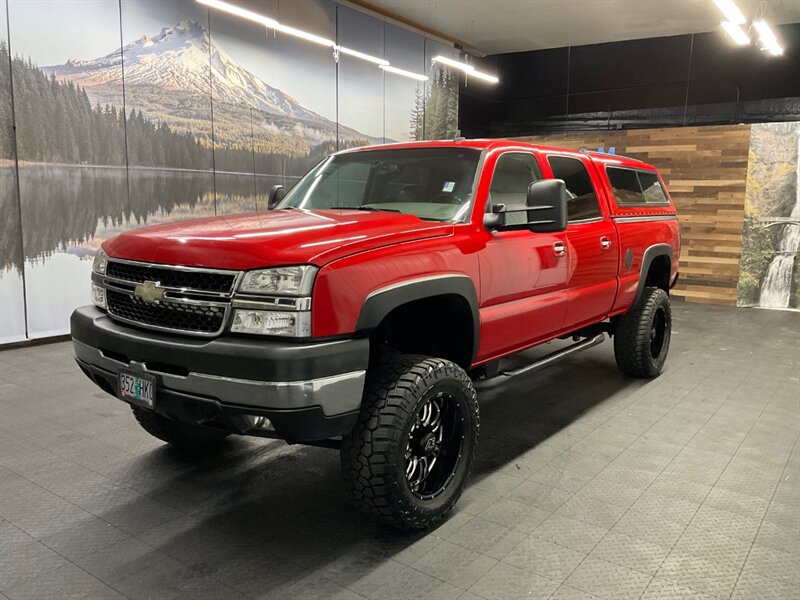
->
xmin=73 ymin=339 xmax=365 ymax=416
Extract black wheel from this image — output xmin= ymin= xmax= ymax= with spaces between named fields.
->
xmin=132 ymin=406 xmax=229 ymax=455
xmin=340 ymin=355 xmax=479 ymax=531
xmin=614 ymin=286 xmax=672 ymax=378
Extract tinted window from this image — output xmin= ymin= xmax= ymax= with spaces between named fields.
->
xmin=607 ymin=167 xmax=669 ymax=205
xmin=489 ymin=153 xmax=541 ymax=224
xmin=607 ymin=167 xmax=641 ymax=204
xmin=547 ymin=155 xmax=601 ymax=221
xmin=637 ymin=171 xmax=668 ymax=204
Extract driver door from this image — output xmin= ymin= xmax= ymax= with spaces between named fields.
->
xmin=477 ymin=152 xmax=569 ymax=360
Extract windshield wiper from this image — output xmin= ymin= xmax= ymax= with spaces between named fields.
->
xmin=336 ymin=206 xmax=402 ymax=213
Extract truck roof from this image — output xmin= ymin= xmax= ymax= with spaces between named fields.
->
xmin=340 ymin=139 xmax=654 ymax=171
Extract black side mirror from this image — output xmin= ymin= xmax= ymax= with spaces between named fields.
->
xmin=525 ymin=179 xmax=568 ymax=232
xmin=268 ymin=185 xmax=285 ymax=210
xmin=483 ymin=203 xmax=506 ymax=229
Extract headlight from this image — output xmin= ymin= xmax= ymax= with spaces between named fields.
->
xmin=238 ymin=266 xmax=317 ymax=296
xmin=92 ymin=249 xmax=108 ymax=274
xmin=231 ymin=309 xmax=311 ymax=337
xmin=91 ymin=283 xmax=107 ymax=309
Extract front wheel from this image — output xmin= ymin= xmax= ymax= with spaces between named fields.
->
xmin=340 ymin=355 xmax=479 ymax=531
xmin=614 ymin=286 xmax=672 ymax=378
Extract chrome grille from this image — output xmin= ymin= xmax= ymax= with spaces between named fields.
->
xmin=106 ymin=290 xmax=226 ymax=334
xmin=102 ymin=259 xmax=239 ymax=337
xmin=105 ymin=261 xmax=236 ymax=294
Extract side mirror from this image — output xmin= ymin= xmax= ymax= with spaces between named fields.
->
xmin=268 ymin=185 xmax=285 ymax=210
xmin=484 ymin=180 xmax=568 ymax=233
xmin=525 ymin=179 xmax=568 ymax=233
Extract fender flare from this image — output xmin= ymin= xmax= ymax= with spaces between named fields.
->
xmin=356 ymin=274 xmax=480 ymax=363
xmin=634 ymin=243 xmax=673 ymax=305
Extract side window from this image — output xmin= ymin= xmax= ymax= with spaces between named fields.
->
xmin=607 ymin=167 xmax=669 ymax=205
xmin=637 ymin=171 xmax=668 ymax=204
xmin=547 ymin=155 xmax=602 ymax=222
xmin=489 ymin=152 xmax=542 ymax=209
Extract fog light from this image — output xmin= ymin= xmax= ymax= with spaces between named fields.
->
xmin=91 ymin=284 xmax=107 ymax=309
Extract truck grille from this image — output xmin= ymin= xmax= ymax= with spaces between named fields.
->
xmin=106 ymin=289 xmax=227 ymax=335
xmin=102 ymin=259 xmax=239 ymax=336
xmin=106 ymin=261 xmax=236 ymax=294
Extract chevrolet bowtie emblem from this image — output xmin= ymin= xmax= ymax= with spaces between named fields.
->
xmin=134 ymin=281 xmax=167 ymax=304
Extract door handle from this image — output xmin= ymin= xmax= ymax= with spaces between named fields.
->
xmin=553 ymin=241 xmax=566 ymax=257
xmin=600 ymin=236 xmax=612 ymax=250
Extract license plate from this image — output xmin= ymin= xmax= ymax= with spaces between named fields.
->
xmin=118 ymin=371 xmax=156 ymax=409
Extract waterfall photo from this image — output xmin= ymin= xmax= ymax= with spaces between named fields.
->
xmin=737 ymin=122 xmax=800 ymax=310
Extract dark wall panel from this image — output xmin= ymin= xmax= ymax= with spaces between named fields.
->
xmin=462 ymin=23 xmax=800 ymax=137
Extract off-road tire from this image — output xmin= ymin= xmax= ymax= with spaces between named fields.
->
xmin=340 ymin=355 xmax=479 ymax=531
xmin=132 ymin=406 xmax=229 ymax=454
xmin=614 ymin=286 xmax=672 ymax=378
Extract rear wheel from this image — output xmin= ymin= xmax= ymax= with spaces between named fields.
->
xmin=614 ymin=286 xmax=672 ymax=378
xmin=340 ymin=355 xmax=479 ymax=531
xmin=132 ymin=406 xmax=229 ymax=455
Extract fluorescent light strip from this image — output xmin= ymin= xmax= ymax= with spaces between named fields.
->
xmin=273 ymin=22 xmax=335 ymax=48
xmin=337 ymin=46 xmax=389 ymax=66
xmin=467 ymin=70 xmax=499 ymax=84
xmin=721 ymin=20 xmax=750 ymax=45
xmin=432 ymin=55 xmax=498 ymax=84
xmin=379 ymin=64 xmax=429 ymax=81
xmin=713 ymin=0 xmax=746 ymax=25
xmin=753 ymin=19 xmax=784 ymax=56
xmin=197 ymin=0 xmax=278 ymax=27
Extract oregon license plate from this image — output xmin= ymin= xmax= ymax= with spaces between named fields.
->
xmin=118 ymin=371 xmax=156 ymax=409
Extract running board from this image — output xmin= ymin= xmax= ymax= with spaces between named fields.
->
xmin=499 ymin=333 xmax=606 ymax=378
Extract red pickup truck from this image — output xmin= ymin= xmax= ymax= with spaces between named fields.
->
xmin=72 ymin=139 xmax=680 ymax=530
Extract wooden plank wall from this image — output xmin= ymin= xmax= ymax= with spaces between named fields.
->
xmin=514 ymin=125 xmax=752 ymax=305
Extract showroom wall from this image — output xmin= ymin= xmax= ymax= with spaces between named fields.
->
xmin=461 ymin=23 xmax=800 ymax=136
xmin=0 ymin=0 xmax=460 ymax=344
xmin=516 ymin=122 xmax=800 ymax=309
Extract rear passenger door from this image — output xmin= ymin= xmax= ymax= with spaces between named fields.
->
xmin=546 ymin=154 xmax=619 ymax=329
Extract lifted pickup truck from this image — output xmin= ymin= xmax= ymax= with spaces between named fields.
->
xmin=72 ymin=139 xmax=679 ymax=530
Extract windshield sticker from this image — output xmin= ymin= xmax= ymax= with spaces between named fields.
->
xmin=442 ymin=181 xmax=455 ymax=193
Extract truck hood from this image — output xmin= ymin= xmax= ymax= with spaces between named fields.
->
xmin=103 ymin=209 xmax=453 ymax=270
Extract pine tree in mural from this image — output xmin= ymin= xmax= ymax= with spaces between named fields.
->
xmin=409 ymin=67 xmax=458 ymax=141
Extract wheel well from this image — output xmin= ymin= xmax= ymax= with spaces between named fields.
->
xmin=645 ymin=254 xmax=671 ymax=292
xmin=369 ymin=295 xmax=474 ymax=369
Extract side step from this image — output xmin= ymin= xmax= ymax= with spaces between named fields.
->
xmin=498 ymin=333 xmax=606 ymax=379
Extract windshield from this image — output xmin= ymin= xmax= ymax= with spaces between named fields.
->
xmin=277 ymin=147 xmax=482 ymax=222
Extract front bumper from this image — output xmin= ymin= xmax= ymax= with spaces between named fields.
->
xmin=71 ymin=306 xmax=369 ymax=442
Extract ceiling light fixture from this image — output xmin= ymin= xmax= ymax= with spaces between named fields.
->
xmin=197 ymin=0 xmax=278 ymax=27
xmin=272 ymin=22 xmax=335 ymax=48
xmin=753 ymin=19 xmax=784 ymax=55
xmin=379 ymin=64 xmax=429 ymax=81
xmin=721 ymin=20 xmax=751 ymax=45
xmin=713 ymin=0 xmax=747 ymax=25
xmin=337 ymin=46 xmax=389 ymax=66
xmin=432 ymin=55 xmax=498 ymax=84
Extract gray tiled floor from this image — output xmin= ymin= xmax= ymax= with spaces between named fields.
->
xmin=1 ymin=302 xmax=798 ymax=600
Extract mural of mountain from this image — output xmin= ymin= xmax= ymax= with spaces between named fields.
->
xmin=43 ymin=20 xmax=375 ymax=151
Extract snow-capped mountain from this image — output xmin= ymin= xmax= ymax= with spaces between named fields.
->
xmin=43 ymin=20 xmax=372 ymax=144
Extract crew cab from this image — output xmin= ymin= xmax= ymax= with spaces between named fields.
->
xmin=71 ymin=139 xmax=680 ymax=530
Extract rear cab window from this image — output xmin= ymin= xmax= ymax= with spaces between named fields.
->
xmin=607 ymin=167 xmax=669 ymax=206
